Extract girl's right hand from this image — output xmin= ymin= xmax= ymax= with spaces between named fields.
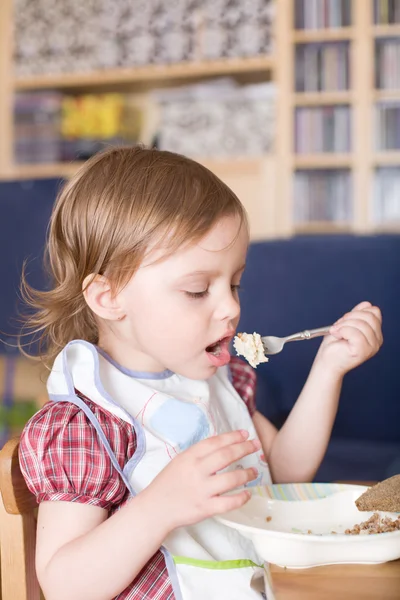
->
xmin=144 ymin=430 xmax=260 ymax=532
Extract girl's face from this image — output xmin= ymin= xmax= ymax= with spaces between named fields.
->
xmin=104 ymin=214 xmax=249 ymax=380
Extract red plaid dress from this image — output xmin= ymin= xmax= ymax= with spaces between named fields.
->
xmin=19 ymin=357 xmax=257 ymax=600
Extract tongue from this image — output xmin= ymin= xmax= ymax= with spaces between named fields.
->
xmin=218 ymin=343 xmax=231 ymax=362
xmin=206 ymin=340 xmax=231 ymax=367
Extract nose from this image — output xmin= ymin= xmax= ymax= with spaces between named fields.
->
xmin=215 ymin=288 xmax=240 ymax=323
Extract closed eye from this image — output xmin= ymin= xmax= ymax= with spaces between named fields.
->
xmin=185 ymin=290 xmax=209 ymax=299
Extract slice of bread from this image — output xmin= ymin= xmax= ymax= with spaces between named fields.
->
xmin=355 ymin=475 xmax=400 ymax=513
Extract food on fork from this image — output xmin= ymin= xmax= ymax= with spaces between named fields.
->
xmin=355 ymin=475 xmax=400 ymax=513
xmin=233 ymin=332 xmax=268 ymax=368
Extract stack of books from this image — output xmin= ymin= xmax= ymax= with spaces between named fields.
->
xmin=294 ymin=0 xmax=352 ymax=30
xmin=375 ymin=39 xmax=400 ymax=89
xmin=14 ymin=92 xmax=143 ymax=164
xmin=375 ymin=102 xmax=400 ymax=150
xmin=295 ymin=106 xmax=351 ymax=153
xmin=153 ymin=79 xmax=275 ymax=158
xmin=294 ymin=169 xmax=352 ymax=223
xmin=374 ymin=0 xmax=400 ymax=24
xmin=295 ymin=42 xmax=350 ymax=92
xmin=373 ymin=167 xmax=400 ymax=223
xmin=14 ymin=92 xmax=63 ymax=164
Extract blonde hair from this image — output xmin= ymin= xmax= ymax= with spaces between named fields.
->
xmin=20 ymin=146 xmax=247 ymax=367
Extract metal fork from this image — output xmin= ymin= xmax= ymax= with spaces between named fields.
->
xmin=261 ymin=326 xmax=332 ymax=355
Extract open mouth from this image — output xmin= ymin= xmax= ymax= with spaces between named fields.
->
xmin=206 ymin=335 xmax=231 ymax=356
xmin=205 ymin=335 xmax=233 ymax=367
xmin=206 ymin=340 xmax=223 ymax=356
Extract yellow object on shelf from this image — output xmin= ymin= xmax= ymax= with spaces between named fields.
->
xmin=61 ymin=94 xmax=124 ymax=140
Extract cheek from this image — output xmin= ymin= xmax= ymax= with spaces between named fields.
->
xmin=157 ymin=300 xmax=207 ymax=345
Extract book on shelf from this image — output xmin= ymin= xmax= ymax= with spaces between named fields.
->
xmin=13 ymin=81 xmax=276 ymax=164
xmin=295 ymin=42 xmax=350 ymax=92
xmin=375 ymin=102 xmax=400 ymax=150
xmin=294 ymin=169 xmax=352 ymax=223
xmin=294 ymin=0 xmax=352 ymax=30
xmin=14 ymin=92 xmax=143 ymax=164
xmin=375 ymin=38 xmax=400 ymax=90
xmin=295 ymin=105 xmax=351 ymax=153
xmin=14 ymin=92 xmax=63 ymax=164
xmin=374 ymin=0 xmax=400 ymax=24
xmin=373 ymin=167 xmax=400 ymax=223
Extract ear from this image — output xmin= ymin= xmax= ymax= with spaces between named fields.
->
xmin=82 ymin=274 xmax=124 ymax=321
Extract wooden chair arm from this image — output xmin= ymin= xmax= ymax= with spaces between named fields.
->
xmin=0 ymin=437 xmax=37 ymax=515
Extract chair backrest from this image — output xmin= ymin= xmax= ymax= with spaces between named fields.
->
xmin=0 ymin=437 xmax=41 ymax=600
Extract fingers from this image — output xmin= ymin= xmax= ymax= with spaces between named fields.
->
xmin=331 ymin=316 xmax=376 ymax=347
xmin=350 ymin=303 xmax=382 ymax=328
xmin=201 ymin=438 xmax=261 ymax=474
xmin=208 ymin=489 xmax=252 ymax=515
xmin=211 ymin=467 xmax=259 ymax=496
xmin=362 ymin=304 xmax=382 ymax=324
xmin=329 ymin=324 xmax=376 ymax=357
xmin=332 ymin=305 xmax=383 ymax=348
xmin=352 ymin=301 xmax=372 ymax=311
xmin=332 ymin=320 xmax=378 ymax=356
xmin=191 ymin=430 xmax=250 ymax=458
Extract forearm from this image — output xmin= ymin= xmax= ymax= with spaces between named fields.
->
xmin=268 ymin=357 xmax=343 ymax=483
xmin=41 ymin=488 xmax=171 ymax=600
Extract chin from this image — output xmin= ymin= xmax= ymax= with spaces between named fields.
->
xmin=177 ymin=363 xmax=218 ymax=381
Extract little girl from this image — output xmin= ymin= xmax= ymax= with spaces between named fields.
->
xmin=19 ymin=147 xmax=382 ymax=600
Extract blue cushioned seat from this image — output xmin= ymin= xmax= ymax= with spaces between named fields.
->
xmin=239 ymin=235 xmax=400 ymax=482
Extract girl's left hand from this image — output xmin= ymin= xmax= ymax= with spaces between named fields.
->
xmin=316 ymin=301 xmax=383 ymax=377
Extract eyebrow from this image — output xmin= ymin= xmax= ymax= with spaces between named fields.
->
xmin=177 ymin=264 xmax=246 ymax=281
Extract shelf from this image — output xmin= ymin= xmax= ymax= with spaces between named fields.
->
xmin=0 ymin=156 xmax=272 ymax=182
xmin=373 ymin=222 xmax=400 ymax=233
xmin=0 ymin=162 xmax=84 ymax=181
xmin=294 ymin=155 xmax=353 ymax=169
xmin=13 ymin=56 xmax=274 ymax=92
xmin=374 ymin=152 xmax=400 ymax=166
xmin=373 ymin=25 xmax=400 ymax=38
xmin=294 ymin=221 xmax=352 ymax=234
xmin=374 ymin=89 xmax=400 ymax=101
xmin=293 ymin=91 xmax=352 ymax=105
xmin=293 ymin=27 xmax=354 ymax=43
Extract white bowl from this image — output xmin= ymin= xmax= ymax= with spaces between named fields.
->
xmin=216 ymin=483 xmax=400 ymax=568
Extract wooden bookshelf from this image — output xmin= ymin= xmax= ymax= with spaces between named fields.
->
xmin=1 ymin=162 xmax=85 ymax=181
xmin=294 ymin=155 xmax=353 ymax=168
xmin=0 ymin=0 xmax=13 ymax=178
xmin=375 ymin=152 xmax=400 ymax=165
xmin=294 ymin=221 xmax=352 ymax=234
xmin=14 ymin=56 xmax=273 ymax=92
xmin=374 ymin=222 xmax=400 ymax=232
xmin=286 ymin=0 xmax=400 ymax=234
xmin=0 ymin=0 xmax=399 ymax=237
xmin=375 ymin=90 xmax=400 ymax=100
xmin=373 ymin=25 xmax=400 ymax=37
xmin=293 ymin=92 xmax=353 ymax=105
xmin=293 ymin=27 xmax=354 ymax=42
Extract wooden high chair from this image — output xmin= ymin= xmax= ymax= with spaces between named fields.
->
xmin=0 ymin=437 xmax=41 ymax=600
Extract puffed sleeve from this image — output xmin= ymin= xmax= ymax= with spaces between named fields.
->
xmin=19 ymin=396 xmax=136 ymax=511
xmin=229 ymin=356 xmax=257 ymax=416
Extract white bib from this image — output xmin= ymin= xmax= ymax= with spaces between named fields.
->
xmin=48 ymin=340 xmax=275 ymax=600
